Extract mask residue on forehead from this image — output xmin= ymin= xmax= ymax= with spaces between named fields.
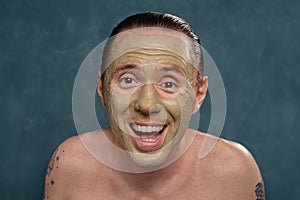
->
xmin=103 ymin=29 xmax=199 ymax=71
xmin=99 ymin=35 xmax=200 ymax=167
xmin=106 ymin=49 xmax=196 ymax=84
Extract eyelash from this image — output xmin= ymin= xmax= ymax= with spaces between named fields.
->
xmin=161 ymin=81 xmax=177 ymax=88
xmin=118 ymin=75 xmax=139 ymax=88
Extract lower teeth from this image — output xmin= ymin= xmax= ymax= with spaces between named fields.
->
xmin=141 ymin=138 xmax=157 ymax=142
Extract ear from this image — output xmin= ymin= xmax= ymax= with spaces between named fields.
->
xmin=97 ymin=71 xmax=107 ymax=109
xmin=192 ymin=76 xmax=208 ymax=114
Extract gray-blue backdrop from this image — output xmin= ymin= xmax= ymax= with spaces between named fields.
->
xmin=1 ymin=0 xmax=299 ymax=199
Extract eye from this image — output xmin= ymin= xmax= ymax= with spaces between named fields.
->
xmin=122 ymin=77 xmax=133 ymax=84
xmin=158 ymin=80 xmax=178 ymax=93
xmin=161 ymin=81 xmax=177 ymax=89
xmin=118 ymin=75 xmax=139 ymax=89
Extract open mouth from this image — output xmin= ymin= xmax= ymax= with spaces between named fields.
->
xmin=129 ymin=123 xmax=168 ymax=152
xmin=130 ymin=123 xmax=165 ymax=136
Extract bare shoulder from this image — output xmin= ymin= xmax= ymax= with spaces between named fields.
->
xmin=197 ymin=134 xmax=265 ymax=199
xmin=43 ymin=131 xmax=105 ymax=199
xmin=196 ymin=133 xmax=260 ymax=172
xmin=46 ymin=134 xmax=92 ymax=173
xmin=221 ymin=139 xmax=265 ymax=199
xmin=217 ymin=138 xmax=262 ymax=177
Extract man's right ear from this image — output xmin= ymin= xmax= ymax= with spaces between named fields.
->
xmin=97 ymin=71 xmax=107 ymax=109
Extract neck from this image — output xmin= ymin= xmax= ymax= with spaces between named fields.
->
xmin=112 ymin=139 xmax=198 ymax=197
xmin=103 ymin=128 xmax=201 ymax=196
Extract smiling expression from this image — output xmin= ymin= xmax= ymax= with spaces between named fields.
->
xmin=98 ymin=28 xmax=204 ymax=167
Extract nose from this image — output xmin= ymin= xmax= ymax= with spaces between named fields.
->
xmin=134 ymin=84 xmax=161 ymax=115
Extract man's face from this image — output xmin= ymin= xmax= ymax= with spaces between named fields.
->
xmin=99 ymin=28 xmax=205 ymax=167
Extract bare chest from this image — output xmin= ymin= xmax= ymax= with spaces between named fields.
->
xmin=65 ymin=173 xmax=237 ymax=200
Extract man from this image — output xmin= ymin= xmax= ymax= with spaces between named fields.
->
xmin=44 ymin=12 xmax=265 ymax=199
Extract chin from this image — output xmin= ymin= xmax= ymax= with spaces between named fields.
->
xmin=113 ymin=123 xmax=186 ymax=168
xmin=127 ymin=145 xmax=173 ymax=168
xmin=125 ymin=132 xmax=184 ymax=169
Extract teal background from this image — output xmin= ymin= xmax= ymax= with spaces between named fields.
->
xmin=1 ymin=0 xmax=299 ymax=199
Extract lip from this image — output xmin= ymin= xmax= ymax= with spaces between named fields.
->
xmin=126 ymin=121 xmax=169 ymax=152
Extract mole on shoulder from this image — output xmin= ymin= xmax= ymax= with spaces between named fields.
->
xmin=50 ymin=180 xmax=55 ymax=185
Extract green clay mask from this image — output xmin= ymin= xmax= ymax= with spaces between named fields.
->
xmin=102 ymin=28 xmax=199 ymax=167
xmin=103 ymin=27 xmax=199 ymax=72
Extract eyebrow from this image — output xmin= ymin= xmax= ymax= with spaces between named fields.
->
xmin=157 ymin=65 xmax=185 ymax=76
xmin=113 ymin=64 xmax=185 ymax=77
xmin=114 ymin=64 xmax=139 ymax=75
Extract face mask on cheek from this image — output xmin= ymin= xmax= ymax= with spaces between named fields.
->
xmin=104 ymin=63 xmax=196 ymax=167
xmin=101 ymin=28 xmax=199 ymax=167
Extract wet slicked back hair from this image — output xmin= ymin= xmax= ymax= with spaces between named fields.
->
xmin=110 ymin=12 xmax=201 ymax=47
xmin=101 ymin=12 xmax=203 ymax=86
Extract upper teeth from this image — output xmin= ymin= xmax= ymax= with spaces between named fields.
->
xmin=132 ymin=124 xmax=164 ymax=133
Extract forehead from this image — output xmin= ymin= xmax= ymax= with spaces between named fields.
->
xmin=112 ymin=27 xmax=193 ymax=45
xmin=103 ymin=27 xmax=197 ymax=71
xmin=112 ymin=50 xmax=188 ymax=71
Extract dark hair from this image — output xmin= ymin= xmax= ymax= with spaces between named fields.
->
xmin=110 ymin=12 xmax=201 ymax=46
xmin=101 ymin=12 xmax=203 ymax=87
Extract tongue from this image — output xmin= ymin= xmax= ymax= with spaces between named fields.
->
xmin=140 ymin=132 xmax=160 ymax=138
xmin=135 ymin=131 xmax=158 ymax=137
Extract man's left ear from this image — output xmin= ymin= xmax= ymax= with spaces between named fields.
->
xmin=97 ymin=71 xmax=107 ymax=109
xmin=192 ymin=76 xmax=208 ymax=114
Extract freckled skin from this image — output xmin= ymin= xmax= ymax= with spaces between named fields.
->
xmin=46 ymin=148 xmax=58 ymax=176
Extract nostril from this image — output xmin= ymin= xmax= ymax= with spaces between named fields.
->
xmin=132 ymin=103 xmax=167 ymax=126
xmin=134 ymin=103 xmax=143 ymax=113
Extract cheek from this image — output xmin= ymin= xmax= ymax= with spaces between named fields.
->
xmin=111 ymin=90 xmax=130 ymax=113
xmin=109 ymin=88 xmax=132 ymax=129
xmin=163 ymin=99 xmax=181 ymax=119
xmin=162 ymin=94 xmax=194 ymax=121
xmin=179 ymin=94 xmax=195 ymax=123
xmin=166 ymin=88 xmax=195 ymax=113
